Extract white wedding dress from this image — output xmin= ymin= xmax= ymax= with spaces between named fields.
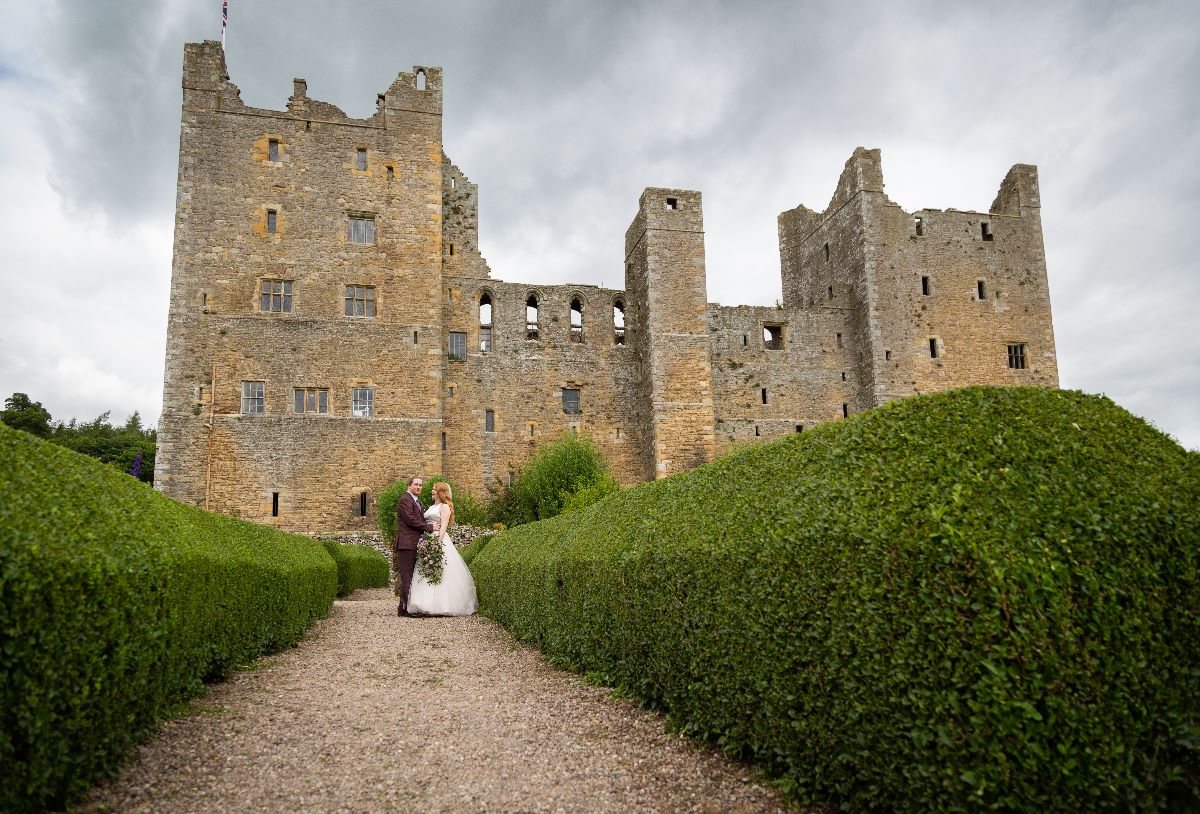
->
xmin=407 ymin=504 xmax=478 ymax=616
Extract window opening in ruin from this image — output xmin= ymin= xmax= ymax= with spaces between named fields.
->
xmin=836 ymin=332 xmax=844 ymax=349
xmin=761 ymin=388 xmax=768 ymax=405
xmin=755 ymin=426 xmax=760 ymax=437
xmin=413 ymin=330 xmax=419 ymax=344
xmin=562 ymin=388 xmax=581 ymax=414
xmin=841 ymin=371 xmax=847 ymax=381
xmin=921 ymin=275 xmax=931 ymax=296
xmin=268 ymin=139 xmax=279 ymax=162
xmin=613 ymin=300 xmax=626 ymax=345
xmin=448 ymin=386 xmax=455 ymax=397
xmin=416 ymin=70 xmax=427 ymax=91
xmin=305 ymin=120 xmax=311 ymax=131
xmin=743 ymin=334 xmax=748 ymax=346
xmin=347 ymin=215 xmax=376 ymax=244
xmin=479 ymin=294 xmax=493 ymax=351
xmin=241 ymin=381 xmax=264 ymax=414
xmin=386 ymin=165 xmax=394 ymax=181
xmin=842 ymin=403 xmax=849 ymax=418
xmin=261 ymin=279 xmax=292 ymax=313
xmin=450 ymin=177 xmax=457 ymax=189
xmin=358 ymin=491 xmax=368 ymax=517
xmin=1007 ymin=342 xmax=1027 ymax=370
xmin=356 ymin=148 xmax=367 ymax=172
xmin=929 ymin=338 xmax=939 ymax=358
xmin=201 ymin=291 xmax=208 ymax=308
xmin=448 ymin=331 xmax=467 ymax=361
xmin=665 ymin=197 xmax=678 ymax=210
xmin=272 ymin=492 xmax=279 ymax=517
xmin=914 ymin=216 xmax=923 ymax=236
xmin=763 ymin=325 xmax=783 ymax=350
xmin=449 ymin=243 xmax=455 ymax=256
xmin=266 ymin=209 xmax=278 ymax=234
xmin=294 ymin=387 xmax=329 ymax=414
xmin=526 ymin=295 xmax=539 ymax=340
xmin=796 ymin=424 xmax=804 ymax=433
xmin=351 ymin=387 xmax=374 ymax=417
xmin=885 ymin=349 xmax=892 ymax=361
xmin=828 ymin=285 xmax=834 ymax=300
xmin=615 ymin=427 xmax=622 ymax=439
xmin=824 ymin=243 xmax=830 ymax=261
xmin=479 ymin=326 xmax=492 ymax=353
xmin=344 ymin=285 xmax=376 ymax=318
xmin=485 ymin=409 xmax=495 ymax=432
xmin=981 ymin=221 xmax=993 ymax=241
xmin=977 ymin=280 xmax=987 ymax=300
xmin=570 ymin=297 xmax=583 ymax=343
xmin=441 ymin=432 xmax=446 ymax=450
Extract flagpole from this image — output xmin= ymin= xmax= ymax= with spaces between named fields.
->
xmin=221 ymin=1 xmax=228 ymax=50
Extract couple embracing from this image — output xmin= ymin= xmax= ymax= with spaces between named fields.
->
xmin=394 ymin=476 xmax=478 ymax=617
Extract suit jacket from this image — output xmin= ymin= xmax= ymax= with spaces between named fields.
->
xmin=395 ymin=492 xmax=429 ymax=551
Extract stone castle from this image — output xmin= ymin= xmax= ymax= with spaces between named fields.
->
xmin=154 ymin=41 xmax=1058 ymax=531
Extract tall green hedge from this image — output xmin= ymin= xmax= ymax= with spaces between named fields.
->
xmin=321 ymin=539 xmax=390 ymax=597
xmin=470 ymin=387 xmax=1200 ymax=811
xmin=0 ymin=422 xmax=337 ymax=813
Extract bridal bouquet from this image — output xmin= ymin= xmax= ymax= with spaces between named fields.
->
xmin=416 ymin=531 xmax=444 ymax=585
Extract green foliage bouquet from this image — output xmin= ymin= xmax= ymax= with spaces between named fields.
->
xmin=416 ymin=531 xmax=444 ymax=585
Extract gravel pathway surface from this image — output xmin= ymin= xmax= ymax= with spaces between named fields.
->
xmin=74 ymin=587 xmax=801 ymax=813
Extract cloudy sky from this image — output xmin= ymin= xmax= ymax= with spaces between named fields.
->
xmin=1 ymin=1 xmax=1197 ymax=448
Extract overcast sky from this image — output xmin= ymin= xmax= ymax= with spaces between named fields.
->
xmin=1 ymin=1 xmax=1197 ymax=449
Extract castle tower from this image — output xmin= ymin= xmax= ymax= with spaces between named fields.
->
xmin=624 ymin=189 xmax=716 ymax=479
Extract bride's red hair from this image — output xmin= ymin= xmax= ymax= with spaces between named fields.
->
xmin=433 ymin=482 xmax=454 ymax=523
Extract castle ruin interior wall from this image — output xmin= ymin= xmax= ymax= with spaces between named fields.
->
xmin=156 ymin=42 xmax=1059 ymax=531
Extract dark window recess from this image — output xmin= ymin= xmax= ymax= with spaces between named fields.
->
xmin=842 ymin=403 xmax=849 ymax=418
xmin=977 ymin=280 xmax=987 ymax=300
xmin=742 ymin=334 xmax=748 ymax=347
xmin=885 ymin=349 xmax=892 ymax=361
xmin=268 ymin=139 xmax=279 ymax=162
xmin=562 ymin=388 xmax=581 ymax=414
xmin=412 ymin=330 xmax=419 ymax=344
xmin=1007 ymin=342 xmax=1027 ymax=370
xmin=356 ymin=148 xmax=367 ymax=171
xmin=358 ymin=492 xmax=368 ymax=517
xmin=449 ymin=243 xmax=455 ymax=256
xmin=441 ymin=432 xmax=446 ymax=450
xmin=267 ymin=209 xmax=277 ymax=234
xmin=796 ymin=424 xmax=804 ymax=433
xmin=929 ymin=338 xmax=939 ymax=358
xmin=761 ymin=388 xmax=768 ymax=405
xmin=828 ymin=285 xmax=834 ymax=300
xmin=665 ymin=197 xmax=678 ymax=210
xmin=914 ymin=216 xmax=923 ymax=236
xmin=755 ymin=426 xmax=760 ymax=437
xmin=271 ymin=492 xmax=279 ymax=517
xmin=485 ymin=409 xmax=495 ymax=432
xmin=448 ymin=331 xmax=467 ymax=361
xmin=764 ymin=325 xmax=783 ymax=350
xmin=981 ymin=221 xmax=993 ymax=241
xmin=841 ymin=372 xmax=847 ymax=381
xmin=386 ymin=165 xmax=394 ymax=181
xmin=824 ymin=242 xmax=830 ymax=261
xmin=836 ymin=332 xmax=844 ymax=349
xmin=921 ymin=276 xmax=931 ymax=296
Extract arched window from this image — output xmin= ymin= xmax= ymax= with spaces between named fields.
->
xmin=479 ymin=293 xmax=493 ymax=352
xmin=613 ymin=299 xmax=626 ymax=345
xmin=415 ymin=70 xmax=427 ymax=91
xmin=526 ymin=295 xmax=539 ymax=340
xmin=569 ymin=297 xmax=583 ymax=343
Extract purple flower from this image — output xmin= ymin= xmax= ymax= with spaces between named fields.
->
xmin=129 ymin=452 xmax=143 ymax=479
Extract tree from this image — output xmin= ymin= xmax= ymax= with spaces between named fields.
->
xmin=1 ymin=393 xmax=52 ymax=438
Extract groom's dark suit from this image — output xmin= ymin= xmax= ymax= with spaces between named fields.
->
xmin=395 ymin=491 xmax=431 ymax=614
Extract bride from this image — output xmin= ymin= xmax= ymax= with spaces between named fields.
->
xmin=407 ymin=482 xmax=478 ymax=616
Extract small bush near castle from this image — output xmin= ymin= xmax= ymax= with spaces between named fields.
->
xmin=321 ymin=539 xmax=390 ymax=596
xmin=469 ymin=387 xmax=1200 ymax=811
xmin=0 ymin=422 xmax=337 ymax=813
xmin=377 ymin=474 xmax=487 ymax=540
xmin=488 ymin=432 xmax=618 ymax=528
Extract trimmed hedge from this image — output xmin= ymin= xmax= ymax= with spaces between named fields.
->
xmin=321 ymin=539 xmax=389 ymax=596
xmin=469 ymin=387 xmax=1200 ymax=811
xmin=460 ymin=533 xmax=494 ymax=566
xmin=0 ymin=422 xmax=337 ymax=813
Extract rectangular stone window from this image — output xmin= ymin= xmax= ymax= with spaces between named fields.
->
xmin=914 ymin=216 xmax=923 ymax=236
xmin=268 ymin=139 xmax=279 ymax=162
xmin=261 ymin=280 xmax=292 ymax=313
xmin=485 ymin=409 xmax=495 ymax=432
xmin=977 ymin=280 xmax=987 ymax=300
xmin=272 ymin=492 xmax=279 ymax=517
xmin=1007 ymin=342 xmax=1027 ymax=370
xmin=479 ymin=326 xmax=492 ymax=352
xmin=266 ymin=209 xmax=278 ymax=234
xmin=344 ymin=285 xmax=376 ymax=318
xmin=665 ymin=197 xmax=678 ymax=210
xmin=842 ymin=403 xmax=849 ymax=418
xmin=885 ymin=349 xmax=892 ymax=361
xmin=981 ymin=221 xmax=994 ymax=241
xmin=763 ymin=324 xmax=783 ymax=350
xmin=386 ymin=165 xmax=394 ymax=181
xmin=351 ymin=387 xmax=375 ymax=417
xmin=921 ymin=275 xmax=931 ymax=296
xmin=836 ymin=332 xmax=844 ymax=349
xmin=824 ymin=242 xmax=830 ymax=261
xmin=761 ymin=388 xmax=768 ymax=405
xmin=357 ymin=491 xmax=368 ymax=517
xmin=562 ymin=388 xmax=581 ymax=414
xmin=347 ymin=215 xmax=376 ymax=244
xmin=241 ymin=381 xmax=264 ymax=414
xmin=929 ymin=338 xmax=939 ymax=359
xmin=356 ymin=148 xmax=367 ymax=171
xmin=442 ymin=432 xmax=447 ymax=451
xmin=293 ymin=387 xmax=329 ymax=414
xmin=448 ymin=331 xmax=467 ymax=361
xmin=796 ymin=424 xmax=804 ymax=432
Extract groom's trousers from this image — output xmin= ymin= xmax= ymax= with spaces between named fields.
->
xmin=394 ymin=548 xmax=417 ymax=610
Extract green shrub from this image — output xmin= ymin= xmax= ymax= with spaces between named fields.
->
xmin=560 ymin=472 xmax=620 ymax=516
xmin=378 ymin=474 xmax=486 ymax=539
xmin=460 ymin=533 xmax=494 ymax=566
xmin=489 ymin=433 xmax=614 ymax=528
xmin=321 ymin=540 xmax=389 ymax=597
xmin=0 ymin=423 xmax=337 ymax=813
xmin=469 ymin=387 xmax=1200 ymax=811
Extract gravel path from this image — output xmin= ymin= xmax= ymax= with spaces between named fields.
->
xmin=74 ymin=587 xmax=801 ymax=813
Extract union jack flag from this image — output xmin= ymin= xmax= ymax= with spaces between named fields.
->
xmin=221 ymin=1 xmax=228 ymax=47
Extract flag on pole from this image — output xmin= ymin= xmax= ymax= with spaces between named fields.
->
xmin=221 ymin=1 xmax=228 ymax=49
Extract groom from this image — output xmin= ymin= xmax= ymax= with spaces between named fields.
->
xmin=395 ymin=476 xmax=434 ymax=617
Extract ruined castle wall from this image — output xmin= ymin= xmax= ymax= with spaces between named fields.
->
xmin=155 ymin=41 xmax=446 ymax=531
xmin=439 ymin=275 xmax=643 ymax=496
xmin=441 ymin=158 xmax=492 ymax=279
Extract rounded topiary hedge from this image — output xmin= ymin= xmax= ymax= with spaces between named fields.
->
xmin=321 ymin=539 xmax=389 ymax=596
xmin=0 ymin=422 xmax=337 ymax=813
xmin=469 ymin=387 xmax=1200 ymax=811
